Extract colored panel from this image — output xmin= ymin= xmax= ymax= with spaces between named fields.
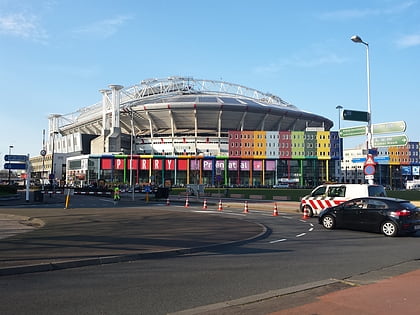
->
xmin=266 ymin=160 xmax=276 ymax=171
xmin=215 ymin=160 xmax=224 ymax=170
xmin=101 ymin=158 xmax=112 ymax=170
xmin=190 ymin=159 xmax=200 ymax=170
xmin=253 ymin=160 xmax=262 ymax=171
xmin=127 ymin=158 xmax=138 ymax=170
xmin=114 ymin=158 xmax=125 ymax=170
xmin=228 ymin=160 xmax=238 ymax=170
xmin=240 ymin=160 xmax=250 ymax=170
xmin=153 ymin=159 xmax=162 ymax=170
xmin=140 ymin=159 xmax=150 ymax=170
xmin=178 ymin=159 xmax=188 ymax=170
xmin=203 ymin=160 xmax=213 ymax=171
xmin=165 ymin=159 xmax=175 ymax=170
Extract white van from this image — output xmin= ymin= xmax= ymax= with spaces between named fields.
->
xmin=300 ymin=184 xmax=386 ymax=217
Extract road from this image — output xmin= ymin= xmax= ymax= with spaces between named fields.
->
xmin=1 ymin=194 xmax=420 ymax=314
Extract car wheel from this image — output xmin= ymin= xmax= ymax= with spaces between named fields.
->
xmin=322 ymin=215 xmax=336 ymax=230
xmin=381 ymin=221 xmax=398 ymax=237
xmin=303 ymin=205 xmax=314 ymax=217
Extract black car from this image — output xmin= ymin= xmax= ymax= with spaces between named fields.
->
xmin=318 ymin=197 xmax=420 ymax=237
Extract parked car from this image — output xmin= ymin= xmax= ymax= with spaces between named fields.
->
xmin=318 ymin=197 xmax=420 ymax=237
xmin=301 ymin=184 xmax=386 ymax=217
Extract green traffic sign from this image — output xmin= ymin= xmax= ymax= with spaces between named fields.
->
xmin=372 ymin=121 xmax=406 ymax=135
xmin=342 ymin=109 xmax=370 ymax=122
xmin=372 ymin=135 xmax=408 ymax=147
xmin=339 ymin=126 xmax=367 ymax=137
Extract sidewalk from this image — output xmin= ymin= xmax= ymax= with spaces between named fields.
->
xmin=268 ymin=262 xmax=420 ymax=315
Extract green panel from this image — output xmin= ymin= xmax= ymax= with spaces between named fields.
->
xmin=372 ymin=121 xmax=406 ymax=135
xmin=373 ymin=135 xmax=408 ymax=147
xmin=342 ymin=109 xmax=369 ymax=122
xmin=339 ymin=126 xmax=366 ymax=137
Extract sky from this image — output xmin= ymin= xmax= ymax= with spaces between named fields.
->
xmin=0 ymin=0 xmax=419 ymax=162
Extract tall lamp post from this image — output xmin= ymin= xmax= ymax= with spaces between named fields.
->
xmin=351 ymin=34 xmax=373 ymax=184
xmin=8 ymin=145 xmax=13 ymax=185
xmin=51 ymin=131 xmax=59 ymax=189
xmin=336 ymin=105 xmax=343 ymax=182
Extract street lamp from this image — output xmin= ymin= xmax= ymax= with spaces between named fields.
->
xmin=51 ymin=131 xmax=59 ymax=189
xmin=351 ymin=34 xmax=373 ymax=184
xmin=8 ymin=145 xmax=13 ymax=185
xmin=336 ymin=105 xmax=343 ymax=181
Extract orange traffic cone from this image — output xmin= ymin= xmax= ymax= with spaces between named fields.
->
xmin=202 ymin=199 xmax=208 ymax=210
xmin=273 ymin=203 xmax=279 ymax=216
xmin=166 ymin=197 xmax=170 ymax=206
xmin=243 ymin=201 xmax=249 ymax=213
xmin=302 ymin=208 xmax=310 ymax=219
xmin=184 ymin=196 xmax=190 ymax=208
xmin=218 ymin=200 xmax=223 ymax=211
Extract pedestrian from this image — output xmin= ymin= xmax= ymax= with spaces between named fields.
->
xmin=114 ymin=186 xmax=121 ymax=203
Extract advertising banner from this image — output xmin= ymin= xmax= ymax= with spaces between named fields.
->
xmin=114 ymin=158 xmax=125 ymax=170
xmin=240 ymin=160 xmax=250 ymax=171
xmin=165 ymin=159 xmax=175 ymax=170
xmin=203 ymin=160 xmax=213 ymax=171
xmin=153 ymin=159 xmax=163 ymax=170
xmin=178 ymin=159 xmax=188 ymax=171
xmin=253 ymin=160 xmax=262 ymax=171
xmin=228 ymin=160 xmax=238 ymax=170
xmin=127 ymin=158 xmax=138 ymax=170
xmin=140 ymin=159 xmax=150 ymax=170
xmin=101 ymin=158 xmax=112 ymax=170
xmin=190 ymin=159 xmax=200 ymax=171
xmin=266 ymin=160 xmax=276 ymax=171
xmin=401 ymin=166 xmax=412 ymax=176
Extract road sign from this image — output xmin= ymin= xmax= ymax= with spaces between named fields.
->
xmin=373 ymin=135 xmax=408 ymax=147
xmin=342 ymin=109 xmax=370 ymax=122
xmin=4 ymin=154 xmax=28 ymax=162
xmin=372 ymin=121 xmax=406 ymax=135
xmin=364 ymin=165 xmax=376 ymax=176
xmin=339 ymin=126 xmax=367 ymax=137
xmin=364 ymin=154 xmax=376 ymax=166
xmin=4 ymin=163 xmax=27 ymax=170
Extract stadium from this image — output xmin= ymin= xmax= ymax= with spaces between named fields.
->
xmin=30 ymin=76 xmax=341 ymax=188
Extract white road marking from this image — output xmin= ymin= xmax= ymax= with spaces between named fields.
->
xmin=269 ymin=239 xmax=287 ymax=244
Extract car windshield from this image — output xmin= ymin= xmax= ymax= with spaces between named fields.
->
xmin=368 ymin=186 xmax=386 ymax=197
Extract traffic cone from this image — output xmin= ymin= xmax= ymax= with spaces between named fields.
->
xmin=166 ymin=197 xmax=170 ymax=206
xmin=184 ymin=196 xmax=190 ymax=208
xmin=273 ymin=203 xmax=279 ymax=216
xmin=218 ymin=199 xmax=223 ymax=211
xmin=243 ymin=201 xmax=249 ymax=213
xmin=302 ymin=208 xmax=310 ymax=219
xmin=202 ymin=199 xmax=208 ymax=210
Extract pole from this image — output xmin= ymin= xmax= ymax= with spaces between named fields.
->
xmin=351 ymin=35 xmax=373 ymax=184
xmin=8 ymin=145 xmax=13 ymax=184
xmin=130 ymin=109 xmax=135 ymax=201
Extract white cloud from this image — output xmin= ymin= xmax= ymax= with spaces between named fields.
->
xmin=396 ymin=34 xmax=420 ymax=47
xmin=73 ymin=15 xmax=133 ymax=39
xmin=0 ymin=13 xmax=48 ymax=42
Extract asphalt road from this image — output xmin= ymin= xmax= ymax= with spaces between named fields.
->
xmin=1 ymin=194 xmax=420 ymax=314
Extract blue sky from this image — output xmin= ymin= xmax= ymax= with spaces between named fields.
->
xmin=1 ymin=0 xmax=419 ymax=161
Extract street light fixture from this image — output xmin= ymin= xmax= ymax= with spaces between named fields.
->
xmin=351 ymin=34 xmax=373 ymax=184
xmin=336 ymin=105 xmax=343 ymax=181
xmin=8 ymin=145 xmax=13 ymax=185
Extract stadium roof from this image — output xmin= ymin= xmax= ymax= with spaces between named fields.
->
xmin=56 ymin=77 xmax=333 ymax=137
